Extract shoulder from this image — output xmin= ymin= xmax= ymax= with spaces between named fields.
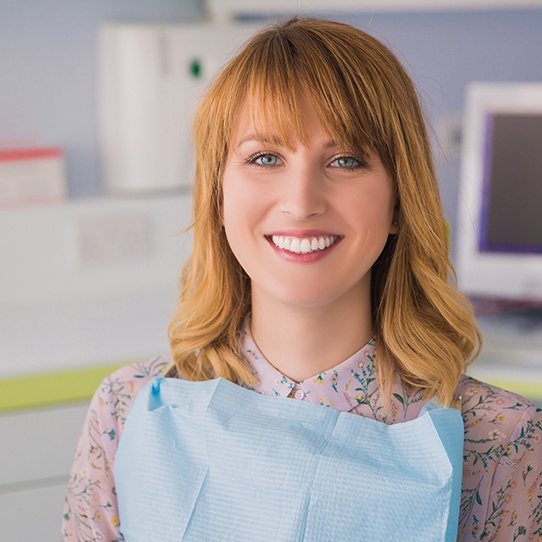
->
xmin=458 ymin=373 xmax=538 ymax=410
xmin=90 ymin=355 xmax=172 ymax=434
xmin=458 ymin=374 xmax=541 ymax=445
xmin=457 ymin=373 xmax=542 ymax=488
xmin=105 ymin=355 xmax=172 ymax=388
xmin=458 ymin=374 xmax=540 ymax=424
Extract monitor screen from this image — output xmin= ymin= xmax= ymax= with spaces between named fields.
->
xmin=457 ymin=83 xmax=542 ymax=300
xmin=480 ymin=113 xmax=542 ymax=254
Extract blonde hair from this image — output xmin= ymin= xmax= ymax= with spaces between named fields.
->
xmin=168 ymin=17 xmax=481 ymax=406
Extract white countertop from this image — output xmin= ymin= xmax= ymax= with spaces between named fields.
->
xmin=0 ymin=288 xmax=177 ymax=379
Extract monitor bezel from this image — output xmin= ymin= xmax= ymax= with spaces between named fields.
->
xmin=456 ymin=82 xmax=542 ymax=300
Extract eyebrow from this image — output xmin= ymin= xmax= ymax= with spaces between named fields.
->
xmin=235 ymin=133 xmax=342 ymax=150
xmin=236 ymin=134 xmax=284 ymax=147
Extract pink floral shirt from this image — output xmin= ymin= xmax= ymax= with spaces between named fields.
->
xmin=63 ymin=328 xmax=542 ymax=541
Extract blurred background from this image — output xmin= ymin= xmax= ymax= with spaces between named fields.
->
xmin=0 ymin=1 xmax=541 ymax=540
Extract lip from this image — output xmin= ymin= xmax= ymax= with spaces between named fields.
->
xmin=266 ymin=229 xmax=340 ymax=238
xmin=265 ymin=230 xmax=343 ymax=263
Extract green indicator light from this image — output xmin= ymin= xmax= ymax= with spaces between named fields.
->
xmin=190 ymin=59 xmax=202 ymax=79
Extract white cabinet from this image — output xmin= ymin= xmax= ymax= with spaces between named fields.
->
xmin=0 ymin=403 xmax=88 ymax=541
xmin=0 ymin=485 xmax=68 ymax=542
xmin=0 ymin=194 xmax=191 ymax=378
xmin=100 ymin=22 xmax=261 ymax=194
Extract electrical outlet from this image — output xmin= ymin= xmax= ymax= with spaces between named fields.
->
xmin=76 ymin=213 xmax=151 ymax=265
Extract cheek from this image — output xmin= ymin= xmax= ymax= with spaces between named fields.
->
xmin=222 ymin=169 xmax=249 ymax=210
xmin=221 ymin=174 xmax=259 ymax=256
xmin=346 ymin=184 xmax=395 ymax=226
xmin=221 ymin=172 xmax=241 ymax=225
xmin=222 ymin=176 xmax=244 ymax=227
xmin=222 ymin=172 xmax=273 ymax=230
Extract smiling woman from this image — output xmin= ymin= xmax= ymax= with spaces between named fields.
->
xmin=172 ymin=17 xmax=473 ymax=406
xmin=62 ymin=17 xmax=542 ymax=542
xmin=221 ymin=99 xmax=397 ymax=379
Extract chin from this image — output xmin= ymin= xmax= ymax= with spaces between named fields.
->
xmin=260 ymin=284 xmax=352 ymax=311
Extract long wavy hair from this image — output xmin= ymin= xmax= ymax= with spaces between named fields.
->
xmin=168 ymin=17 xmax=481 ymax=406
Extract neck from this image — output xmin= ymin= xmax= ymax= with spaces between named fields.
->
xmin=250 ymin=287 xmax=373 ymax=383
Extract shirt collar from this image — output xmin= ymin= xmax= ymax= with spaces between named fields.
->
xmin=240 ymin=322 xmax=378 ymax=412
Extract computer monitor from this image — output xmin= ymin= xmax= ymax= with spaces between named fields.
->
xmin=456 ymin=82 xmax=542 ymax=301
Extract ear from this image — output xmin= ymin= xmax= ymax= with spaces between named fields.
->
xmin=389 ymin=204 xmax=399 ymax=235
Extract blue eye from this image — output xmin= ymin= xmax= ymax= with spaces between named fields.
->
xmin=330 ymin=156 xmax=361 ymax=170
xmin=250 ymin=153 xmax=281 ymax=167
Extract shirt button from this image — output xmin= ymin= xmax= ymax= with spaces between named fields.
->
xmin=294 ymin=389 xmax=305 ymax=400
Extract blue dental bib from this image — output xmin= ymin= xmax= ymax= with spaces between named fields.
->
xmin=115 ymin=377 xmax=463 ymax=541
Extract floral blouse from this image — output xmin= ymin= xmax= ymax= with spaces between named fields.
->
xmin=62 ymin=328 xmax=542 ymax=541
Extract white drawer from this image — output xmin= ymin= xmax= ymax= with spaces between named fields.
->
xmin=0 ymin=482 xmax=67 ymax=541
xmin=0 ymin=402 xmax=88 ymax=487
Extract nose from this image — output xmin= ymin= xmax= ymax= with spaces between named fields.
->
xmin=279 ymin=164 xmax=326 ymax=220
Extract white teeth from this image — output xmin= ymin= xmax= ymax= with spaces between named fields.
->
xmin=318 ymin=237 xmax=326 ymax=250
xmin=270 ymin=235 xmax=338 ymax=254
xmin=290 ymin=238 xmax=301 ymax=253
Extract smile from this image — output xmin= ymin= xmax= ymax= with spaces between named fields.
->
xmin=270 ymin=235 xmax=339 ymax=254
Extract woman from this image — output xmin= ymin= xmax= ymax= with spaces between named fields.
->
xmin=63 ymin=17 xmax=542 ymax=541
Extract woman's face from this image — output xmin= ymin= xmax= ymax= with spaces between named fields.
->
xmin=222 ymin=98 xmax=397 ymax=313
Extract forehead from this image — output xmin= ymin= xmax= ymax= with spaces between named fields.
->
xmin=229 ymin=90 xmax=358 ymax=154
xmin=230 ymin=95 xmax=315 ymax=148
